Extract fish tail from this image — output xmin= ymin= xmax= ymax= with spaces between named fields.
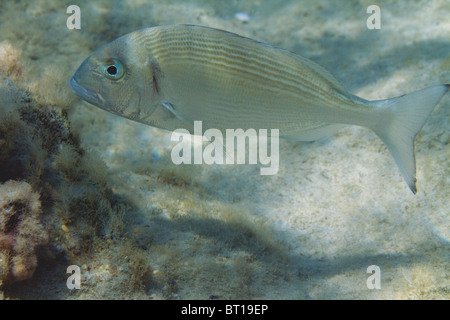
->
xmin=370 ymin=84 xmax=449 ymax=194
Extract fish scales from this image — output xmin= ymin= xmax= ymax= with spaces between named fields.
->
xmin=142 ymin=26 xmax=353 ymax=122
xmin=70 ymin=24 xmax=449 ymax=193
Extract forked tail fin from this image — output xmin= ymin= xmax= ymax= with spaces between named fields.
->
xmin=370 ymin=84 xmax=449 ymax=194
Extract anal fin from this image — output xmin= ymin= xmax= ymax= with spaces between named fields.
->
xmin=281 ymin=123 xmax=346 ymax=141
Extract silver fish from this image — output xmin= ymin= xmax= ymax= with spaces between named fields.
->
xmin=70 ymin=24 xmax=449 ymax=193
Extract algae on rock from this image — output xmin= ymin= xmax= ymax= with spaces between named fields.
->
xmin=0 ymin=180 xmax=48 ymax=286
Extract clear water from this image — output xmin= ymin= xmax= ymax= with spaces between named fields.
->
xmin=0 ymin=0 xmax=448 ymax=299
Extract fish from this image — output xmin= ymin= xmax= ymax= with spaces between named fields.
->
xmin=70 ymin=24 xmax=449 ymax=193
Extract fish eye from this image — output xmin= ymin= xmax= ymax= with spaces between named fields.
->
xmin=103 ymin=60 xmax=124 ymax=80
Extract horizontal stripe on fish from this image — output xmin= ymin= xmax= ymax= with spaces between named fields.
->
xmin=145 ymin=32 xmax=346 ymax=100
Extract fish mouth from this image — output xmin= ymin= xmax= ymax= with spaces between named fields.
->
xmin=70 ymin=76 xmax=105 ymax=106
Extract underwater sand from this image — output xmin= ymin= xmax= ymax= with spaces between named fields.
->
xmin=0 ymin=0 xmax=449 ymax=299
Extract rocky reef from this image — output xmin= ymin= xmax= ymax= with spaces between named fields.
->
xmin=0 ymin=44 xmax=133 ymax=295
xmin=0 ymin=180 xmax=48 ymax=285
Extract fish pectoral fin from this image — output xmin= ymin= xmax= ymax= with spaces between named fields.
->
xmin=281 ymin=123 xmax=346 ymax=141
xmin=151 ymin=102 xmax=185 ymax=121
xmin=147 ymin=102 xmax=195 ymax=133
xmin=161 ymin=102 xmax=184 ymax=120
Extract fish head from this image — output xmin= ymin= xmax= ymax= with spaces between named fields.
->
xmin=70 ymin=34 xmax=161 ymax=121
